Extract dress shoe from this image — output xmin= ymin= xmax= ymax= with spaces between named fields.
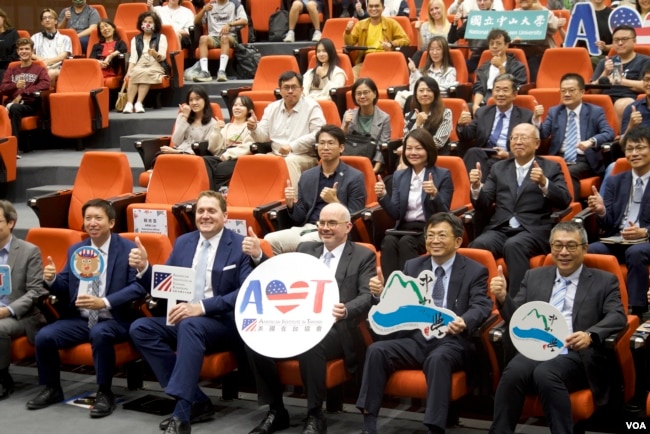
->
xmin=90 ymin=390 xmax=116 ymax=418
xmin=248 ymin=408 xmax=291 ymax=434
xmin=159 ymin=399 xmax=215 ymax=430
xmin=164 ymin=416 xmax=191 ymax=434
xmin=0 ymin=374 xmax=14 ymax=399
xmin=26 ymin=386 xmax=64 ymax=409
xmin=302 ymin=414 xmax=327 ymax=434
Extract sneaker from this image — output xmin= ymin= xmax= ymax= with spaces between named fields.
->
xmin=122 ymin=102 xmax=133 ymax=113
xmin=283 ymin=30 xmax=295 ymax=43
xmin=194 ymin=70 xmax=212 ymax=82
xmin=312 ymin=30 xmax=322 ymax=42
xmin=134 ymin=102 xmax=145 ymax=113
xmin=216 ymin=70 xmax=227 ymax=82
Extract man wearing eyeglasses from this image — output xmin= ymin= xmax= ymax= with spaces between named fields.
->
xmin=586 ymin=126 xmax=650 ymax=319
xmin=263 ymin=124 xmax=366 ymax=255
xmin=537 ymin=73 xmax=615 ymax=201
xmin=243 ymin=202 xmax=376 ymax=434
xmin=468 ymin=122 xmax=571 ymax=297
xmin=247 ymin=70 xmax=326 ymax=188
xmin=590 ymin=25 xmax=650 ymax=125
xmin=621 ymin=64 xmax=650 ymax=136
xmin=30 ymin=8 xmax=72 ymax=85
xmin=489 ymin=221 xmax=626 ymax=434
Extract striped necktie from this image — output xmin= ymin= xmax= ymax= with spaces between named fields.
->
xmin=432 ymin=266 xmax=445 ymax=307
xmin=550 ymin=278 xmax=570 ymax=311
xmin=564 ymin=111 xmax=578 ymax=163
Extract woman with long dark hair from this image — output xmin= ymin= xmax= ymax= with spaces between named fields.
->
xmin=303 ymin=38 xmax=347 ymax=100
xmin=161 ymin=86 xmax=216 ymax=154
xmin=403 ymin=76 xmax=452 ymax=155
xmin=88 ymin=19 xmax=127 ymax=78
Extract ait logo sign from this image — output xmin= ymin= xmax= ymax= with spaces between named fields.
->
xmin=369 ymin=270 xmax=458 ymax=340
xmin=509 ymin=301 xmax=569 ymax=361
xmin=235 ymin=252 xmax=339 ymax=358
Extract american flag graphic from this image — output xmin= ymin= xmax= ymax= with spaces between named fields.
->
xmin=266 ymin=280 xmax=309 ymax=314
xmin=153 ymin=271 xmax=173 ymax=292
xmin=609 ymin=7 xmax=650 ymax=44
xmin=242 ymin=318 xmax=257 ymax=331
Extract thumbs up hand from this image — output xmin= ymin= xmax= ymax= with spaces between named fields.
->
xmin=246 ymin=110 xmax=258 ymax=131
xmin=320 ymin=181 xmax=339 ymax=203
xmin=469 ymin=162 xmax=482 ymax=188
xmin=369 ymin=266 xmax=385 ymax=297
xmin=629 ymin=105 xmax=642 ymax=129
xmin=530 ymin=160 xmax=546 ymax=186
xmin=375 ymin=174 xmax=387 ymax=198
xmin=285 ymin=179 xmax=297 ymax=207
xmin=490 ymin=265 xmax=507 ymax=304
xmin=128 ymin=236 xmax=149 ymax=273
xmin=43 ymin=256 xmax=57 ymax=282
xmin=422 ymin=172 xmax=438 ymax=197
xmin=587 ymin=185 xmax=605 ymax=216
xmin=242 ymin=226 xmax=262 ymax=259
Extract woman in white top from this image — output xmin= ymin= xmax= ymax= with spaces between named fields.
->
xmin=164 ymin=86 xmax=216 ymax=155
xmin=408 ymin=36 xmax=458 ymax=97
xmin=303 ymin=38 xmax=347 ymax=100
xmin=206 ymin=95 xmax=254 ymax=189
xmin=415 ymin=0 xmax=450 ymax=50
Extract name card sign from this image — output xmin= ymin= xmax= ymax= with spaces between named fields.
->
xmin=133 ymin=208 xmax=168 ymax=235
xmin=225 ymin=219 xmax=247 ymax=236
xmin=0 ymin=265 xmax=11 ymax=296
xmin=509 ymin=301 xmax=569 ymax=361
xmin=151 ymin=264 xmax=196 ymax=326
xmin=369 ymin=270 xmax=459 ymax=340
xmin=465 ymin=11 xmax=549 ymax=41
xmin=235 ymin=253 xmax=339 ymax=358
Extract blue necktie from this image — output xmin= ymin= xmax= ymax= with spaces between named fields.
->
xmin=323 ymin=251 xmax=334 ymax=268
xmin=633 ymin=177 xmax=644 ymax=203
xmin=432 ymin=266 xmax=445 ymax=307
xmin=193 ymin=240 xmax=209 ymax=302
xmin=488 ymin=112 xmax=505 ymax=148
xmin=564 ymin=111 xmax=578 ymax=163
xmin=550 ymin=278 xmax=569 ymax=312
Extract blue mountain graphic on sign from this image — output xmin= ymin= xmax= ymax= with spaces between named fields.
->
xmin=511 ymin=326 xmax=565 ymax=349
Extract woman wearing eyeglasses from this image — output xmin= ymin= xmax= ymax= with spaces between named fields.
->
xmin=342 ymin=77 xmax=391 ymax=174
xmin=374 ymin=128 xmax=453 ymax=277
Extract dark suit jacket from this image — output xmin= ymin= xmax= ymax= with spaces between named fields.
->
xmin=598 ymin=170 xmax=650 ymax=236
xmin=288 ymin=161 xmax=367 ymax=226
xmin=472 ymin=156 xmax=572 ymax=243
xmin=456 ymin=104 xmax=533 ymax=155
xmin=297 ymin=240 xmax=375 ymax=373
xmin=472 ymin=53 xmax=528 ymax=98
xmin=500 ymin=265 xmax=626 ymax=406
xmin=50 ymin=233 xmax=146 ymax=326
xmin=5 ymin=237 xmax=46 ymax=341
xmin=540 ymin=103 xmax=614 ymax=176
xmin=141 ymin=229 xmax=253 ymax=318
xmin=379 ymin=166 xmax=453 ymax=225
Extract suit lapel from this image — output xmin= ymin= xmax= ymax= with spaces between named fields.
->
xmin=572 ymin=266 xmax=592 ymax=322
xmin=579 ymin=105 xmax=589 ymax=139
xmin=399 ymin=168 xmax=413 ymax=216
xmin=540 ymin=266 xmax=557 ymax=303
xmin=447 ymin=255 xmax=464 ymax=312
xmin=505 ymin=160 xmax=519 ymax=200
xmin=104 ymin=233 xmax=117 ymax=293
xmin=334 ymin=241 xmax=351 ymax=285
xmin=211 ymin=230 xmax=232 ymax=290
xmin=7 ymin=237 xmax=18 ymax=270
xmin=616 ymin=172 xmax=633 ymax=227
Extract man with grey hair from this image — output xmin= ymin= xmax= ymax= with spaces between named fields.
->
xmin=0 ymin=200 xmax=45 ymax=399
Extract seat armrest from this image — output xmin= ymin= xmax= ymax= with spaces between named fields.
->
xmin=135 ymin=137 xmax=171 ymax=170
xmin=168 ymin=50 xmax=183 ymax=88
xmin=452 ymin=84 xmax=472 ymax=102
xmin=108 ymin=192 xmax=147 ymax=233
xmin=330 ymin=85 xmax=352 ymax=118
xmin=250 ymin=142 xmax=273 ymax=155
xmin=267 ymin=203 xmax=293 ymax=232
xmin=488 ymin=320 xmax=506 ymax=343
xmin=172 ymin=199 xmax=198 ymax=234
xmin=36 ymin=294 xmax=62 ymax=324
xmin=192 ymin=141 xmax=211 ymax=156
xmin=27 ymin=190 xmax=73 ymax=228
xmin=386 ymin=85 xmax=409 ymax=99
xmin=551 ymin=207 xmax=572 ymax=223
xmin=253 ymin=200 xmax=283 ymax=235
xmin=394 ymin=45 xmax=416 ymax=60
xmin=518 ymin=83 xmax=535 ymax=95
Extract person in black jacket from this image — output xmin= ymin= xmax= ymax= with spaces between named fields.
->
xmin=88 ymin=19 xmax=127 ymax=79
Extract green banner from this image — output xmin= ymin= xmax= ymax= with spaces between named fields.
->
xmin=465 ymin=10 xmax=550 ymax=41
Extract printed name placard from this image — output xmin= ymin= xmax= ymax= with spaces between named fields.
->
xmin=151 ymin=264 xmax=196 ymax=325
xmin=132 ymin=208 xmax=168 ymax=235
xmin=0 ymin=265 xmax=11 ymax=296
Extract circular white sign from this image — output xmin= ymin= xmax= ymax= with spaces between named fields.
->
xmin=70 ymin=246 xmax=105 ymax=282
xmin=509 ymin=301 xmax=570 ymax=361
xmin=235 ymin=253 xmax=339 ymax=358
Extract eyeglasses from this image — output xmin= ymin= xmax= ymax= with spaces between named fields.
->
xmin=425 ymin=233 xmax=450 ymax=241
xmin=625 ymin=144 xmax=649 ymax=153
xmin=510 ymin=135 xmax=535 ymax=142
xmin=316 ymin=220 xmax=349 ymax=229
xmin=281 ymin=85 xmax=301 ymax=92
xmin=355 ymin=90 xmax=373 ymax=97
xmin=367 ymin=4 xmax=382 ymax=8
xmin=550 ymin=241 xmax=585 ymax=253
xmin=613 ymin=37 xmax=634 ymax=44
xmin=317 ymin=141 xmax=340 ymax=148
xmin=560 ymin=88 xmax=579 ymax=94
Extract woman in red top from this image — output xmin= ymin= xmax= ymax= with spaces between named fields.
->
xmin=88 ymin=19 xmax=127 ymax=78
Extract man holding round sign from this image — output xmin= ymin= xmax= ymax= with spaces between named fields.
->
xmin=129 ymin=191 xmax=253 ymax=434
xmin=356 ymin=212 xmax=492 ymax=434
xmin=489 ymin=221 xmax=626 ymax=434
xmin=242 ymin=203 xmax=376 ymax=434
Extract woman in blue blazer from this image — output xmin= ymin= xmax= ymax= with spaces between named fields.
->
xmin=375 ymin=128 xmax=453 ymax=276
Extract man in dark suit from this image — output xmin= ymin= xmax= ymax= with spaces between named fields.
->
xmin=264 ymin=125 xmax=366 ymax=255
xmin=244 ymin=203 xmax=376 ymax=434
xmin=129 ymin=190 xmax=253 ymax=434
xmin=538 ymin=73 xmax=615 ymax=200
xmin=356 ymin=212 xmax=492 ymax=434
xmin=586 ymin=126 xmax=650 ymax=318
xmin=0 ymin=200 xmax=45 ymax=398
xmin=489 ymin=221 xmax=627 ymax=434
xmin=457 ymin=73 xmax=533 ymax=181
xmin=26 ymin=199 xmax=145 ymax=418
xmin=469 ymin=123 xmax=572 ymax=297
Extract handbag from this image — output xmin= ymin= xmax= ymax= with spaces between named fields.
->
xmin=343 ymin=133 xmax=377 ymax=160
xmin=115 ymin=81 xmax=128 ymax=112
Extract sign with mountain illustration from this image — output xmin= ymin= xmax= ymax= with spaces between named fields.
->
xmin=369 ymin=270 xmax=459 ymax=340
xmin=509 ymin=301 xmax=569 ymax=361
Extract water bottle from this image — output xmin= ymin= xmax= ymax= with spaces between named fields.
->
xmin=612 ymin=56 xmax=622 ymax=84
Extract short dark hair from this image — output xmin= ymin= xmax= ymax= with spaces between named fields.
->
xmin=401 ymin=128 xmax=438 ymax=168
xmin=82 ymin=199 xmax=116 ymax=221
xmin=316 ymin=124 xmax=346 ymax=145
xmin=612 ymin=25 xmax=636 ymax=38
xmin=560 ymin=73 xmax=585 ymax=90
xmin=493 ymin=73 xmax=518 ymax=92
xmin=642 ymin=64 xmax=650 ymax=78
xmin=197 ymin=190 xmax=227 ymax=212
xmin=352 ymin=77 xmax=379 ymax=106
xmin=278 ymin=70 xmax=303 ymax=87
xmin=137 ymin=11 xmax=162 ymax=33
xmin=0 ymin=200 xmax=17 ymax=231
xmin=487 ymin=28 xmax=511 ymax=44
xmin=425 ymin=212 xmax=464 ymax=239
xmin=622 ymin=125 xmax=650 ymax=148
xmin=550 ymin=221 xmax=587 ymax=245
